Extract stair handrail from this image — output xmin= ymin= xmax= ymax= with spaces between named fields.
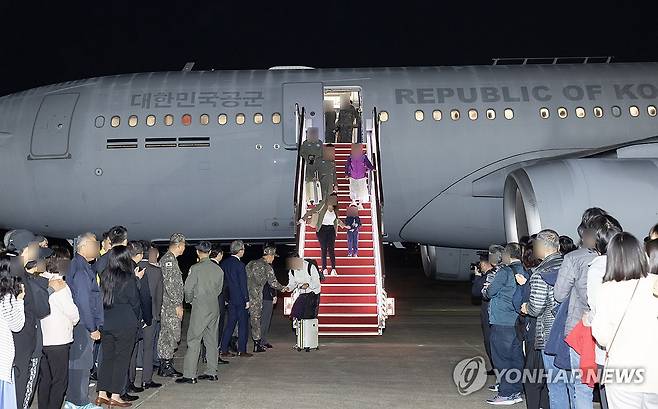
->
xmin=368 ymin=108 xmax=387 ymax=333
xmin=293 ymin=105 xmax=307 ymax=256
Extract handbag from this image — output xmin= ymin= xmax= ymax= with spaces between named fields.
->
xmin=601 ymin=279 xmax=641 ymax=384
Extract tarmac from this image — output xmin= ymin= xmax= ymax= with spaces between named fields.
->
xmin=126 ymin=247 xmax=498 ymax=409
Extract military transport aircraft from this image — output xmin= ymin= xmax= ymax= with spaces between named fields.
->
xmin=1 ymin=58 xmax=657 ymax=280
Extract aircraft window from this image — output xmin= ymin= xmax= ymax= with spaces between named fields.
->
xmin=450 ymin=109 xmax=460 ymax=121
xmin=146 ymin=115 xmax=156 ymax=126
xmin=504 ymin=108 xmax=514 ymax=120
xmin=182 ymin=114 xmax=192 ymax=126
xmin=236 ymin=113 xmax=246 ymax=125
xmin=432 ymin=110 xmax=442 ymax=121
xmin=200 ymin=114 xmax=209 ymax=125
xmin=575 ymin=107 xmax=586 ymax=118
xmin=414 ymin=110 xmax=424 ymax=121
xmin=272 ymin=112 xmax=281 ymax=124
xmin=254 ymin=113 xmax=263 ymax=124
xmin=218 ymin=114 xmax=228 ymax=125
xmin=557 ymin=107 xmax=568 ymax=119
xmin=593 ymin=107 xmax=604 ymax=118
xmin=110 ymin=116 xmax=121 ymax=128
xmin=648 ymin=105 xmax=657 ymax=117
xmin=95 ymin=116 xmax=105 ymax=128
xmin=629 ymin=105 xmax=640 ymax=117
xmin=164 ymin=114 xmax=174 ymax=126
xmin=468 ymin=109 xmax=478 ymax=120
xmin=379 ymin=111 xmax=389 ymax=122
xmin=611 ymin=106 xmax=622 ymax=117
xmin=128 ymin=115 xmax=138 ymax=127
xmin=539 ymin=107 xmax=550 ymax=119
xmin=486 ymin=109 xmax=496 ymax=120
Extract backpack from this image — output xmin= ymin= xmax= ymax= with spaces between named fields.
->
xmin=305 ymin=258 xmax=325 ymax=282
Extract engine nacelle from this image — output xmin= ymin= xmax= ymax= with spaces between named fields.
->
xmin=420 ymin=245 xmax=481 ymax=281
xmin=504 ymin=159 xmax=658 ymax=242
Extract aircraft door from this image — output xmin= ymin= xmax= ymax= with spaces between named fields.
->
xmin=29 ymin=93 xmax=79 ymax=159
xmin=282 ymin=82 xmax=323 ymax=147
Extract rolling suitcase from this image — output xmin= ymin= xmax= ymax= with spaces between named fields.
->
xmin=296 ymin=318 xmax=319 ymax=352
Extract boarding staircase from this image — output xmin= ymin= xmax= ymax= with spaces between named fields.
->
xmin=288 ymin=107 xmax=390 ymax=336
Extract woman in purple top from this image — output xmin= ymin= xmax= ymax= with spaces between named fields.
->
xmin=345 ymin=143 xmax=374 ymax=209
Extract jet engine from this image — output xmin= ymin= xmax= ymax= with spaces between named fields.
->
xmin=503 ymin=158 xmax=658 ymax=243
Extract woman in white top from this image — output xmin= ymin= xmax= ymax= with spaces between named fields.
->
xmin=0 ymin=255 xmax=26 ymax=409
xmin=287 ymin=258 xmax=321 ymax=295
xmin=591 ymin=233 xmax=658 ymax=409
xmin=39 ymin=259 xmax=80 ymax=409
xmin=302 ymin=194 xmax=346 ymax=276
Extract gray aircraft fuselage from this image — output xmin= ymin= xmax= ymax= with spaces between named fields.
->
xmin=1 ymin=63 xmax=657 ymax=245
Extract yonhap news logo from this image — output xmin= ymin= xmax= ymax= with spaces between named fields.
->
xmin=453 ymin=356 xmax=487 ymax=395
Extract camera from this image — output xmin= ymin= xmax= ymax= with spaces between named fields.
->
xmin=470 ymin=262 xmax=479 ymax=271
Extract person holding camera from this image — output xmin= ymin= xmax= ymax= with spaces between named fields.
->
xmin=471 ymin=251 xmax=495 ymax=374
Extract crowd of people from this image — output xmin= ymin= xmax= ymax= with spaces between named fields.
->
xmin=473 ymin=208 xmax=658 ymax=408
xmin=0 ymin=226 xmax=321 ymax=409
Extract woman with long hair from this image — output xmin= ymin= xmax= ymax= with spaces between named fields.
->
xmin=0 ymin=254 xmax=26 ymax=409
xmin=96 ymin=246 xmax=142 ymax=407
xmin=302 ymin=193 xmax=346 ymax=276
xmin=592 ymin=233 xmax=658 ymax=408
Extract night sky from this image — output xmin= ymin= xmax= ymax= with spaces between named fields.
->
xmin=1 ymin=2 xmax=657 ymax=97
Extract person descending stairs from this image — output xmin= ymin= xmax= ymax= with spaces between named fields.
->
xmin=297 ymin=142 xmax=386 ymax=336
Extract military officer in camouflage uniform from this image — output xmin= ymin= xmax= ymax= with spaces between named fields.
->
xmin=336 ymin=95 xmax=357 ymax=142
xmin=176 ymin=241 xmax=224 ymax=384
xmin=318 ymin=144 xmax=337 ymax=199
xmin=246 ymin=246 xmax=288 ymax=352
xmin=157 ymin=233 xmax=186 ymax=377
xmin=299 ymin=127 xmax=324 ymax=204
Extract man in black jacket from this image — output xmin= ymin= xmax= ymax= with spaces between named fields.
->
xmin=7 ymin=229 xmax=65 ymax=408
xmin=136 ymin=241 xmax=164 ymax=388
xmin=122 ymin=241 xmax=153 ymax=401
xmin=471 ymin=251 xmax=495 ymax=374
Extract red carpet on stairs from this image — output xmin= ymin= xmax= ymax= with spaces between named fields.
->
xmin=301 ymin=143 xmax=382 ymax=336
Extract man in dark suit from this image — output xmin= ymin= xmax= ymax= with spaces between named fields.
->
xmin=138 ymin=241 xmax=164 ymax=387
xmin=219 ymin=241 xmax=252 ymax=358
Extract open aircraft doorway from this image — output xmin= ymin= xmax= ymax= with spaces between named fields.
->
xmin=324 ymin=87 xmax=362 ymax=143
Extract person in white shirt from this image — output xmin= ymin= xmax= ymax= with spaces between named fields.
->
xmin=287 ymin=257 xmax=321 ymax=296
xmin=591 ymin=232 xmax=658 ymax=409
xmin=39 ymin=259 xmax=80 ymax=409
xmin=0 ymin=255 xmax=26 ymax=409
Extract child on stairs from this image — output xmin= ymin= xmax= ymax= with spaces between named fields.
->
xmin=345 ymin=205 xmax=362 ymax=257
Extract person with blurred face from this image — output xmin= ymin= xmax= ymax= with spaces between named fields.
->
xmin=592 ymin=232 xmax=658 ymax=409
xmin=65 ymin=232 xmax=103 ymax=409
xmin=522 ymin=230 xmax=566 ymax=409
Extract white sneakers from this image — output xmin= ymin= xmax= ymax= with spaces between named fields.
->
xmin=330 ymin=269 xmax=338 ymax=276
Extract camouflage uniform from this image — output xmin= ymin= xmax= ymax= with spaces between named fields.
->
xmin=157 ymin=250 xmax=184 ymax=359
xmin=336 ymin=104 xmax=357 ymax=143
xmin=246 ymin=258 xmax=285 ymax=340
xmin=318 ymin=159 xmax=337 ymax=199
xmin=299 ymin=139 xmax=324 ymax=182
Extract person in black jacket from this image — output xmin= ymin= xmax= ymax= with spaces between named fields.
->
xmin=6 ymin=230 xmax=65 ymax=408
xmin=121 ymin=241 xmax=152 ymax=401
xmin=471 ymin=251 xmax=495 ymax=374
xmin=96 ymin=246 xmax=142 ymax=408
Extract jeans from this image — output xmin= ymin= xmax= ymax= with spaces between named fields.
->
xmin=490 ymin=324 xmax=524 ymax=396
xmin=542 ymin=351 xmax=571 ymax=409
xmin=347 ymin=230 xmax=359 ymax=255
xmin=568 ymin=347 xmax=593 ymax=409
